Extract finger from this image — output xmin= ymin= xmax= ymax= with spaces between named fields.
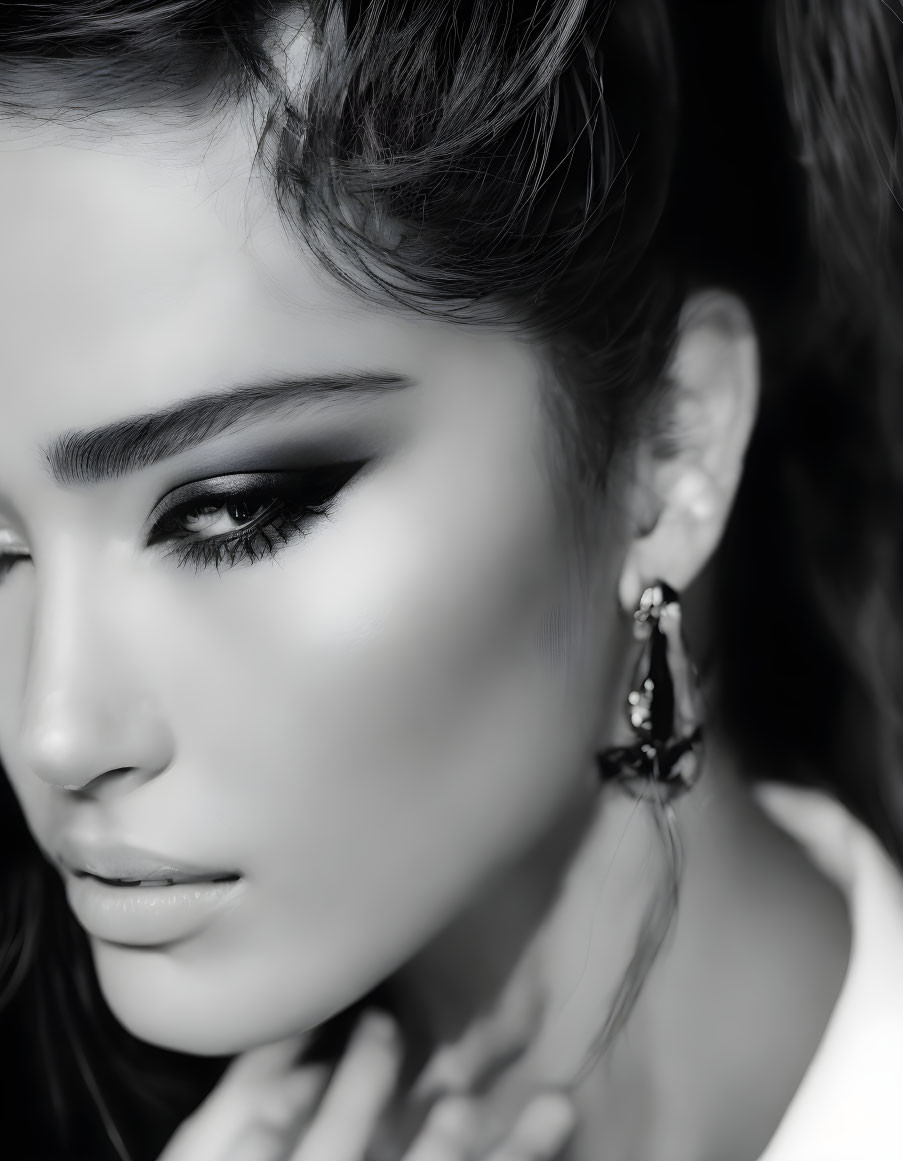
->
xmin=210 ymin=1069 xmax=328 ymax=1161
xmin=257 ymin=1067 xmax=331 ymax=1131
xmin=217 ymin=1122 xmax=292 ymax=1161
xmin=158 ymin=1038 xmax=314 ymax=1161
xmin=413 ymin=982 xmax=541 ymax=1102
xmin=401 ymin=1096 xmax=478 ymax=1161
xmin=218 ymin=1035 xmax=310 ymax=1089
xmin=161 ymin=1069 xmax=323 ymax=1161
xmin=483 ymin=1092 xmax=576 ymax=1161
xmin=289 ymin=1010 xmax=402 ymax=1161
xmin=214 ymin=1069 xmax=330 ymax=1161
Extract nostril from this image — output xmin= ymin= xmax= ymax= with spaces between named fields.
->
xmin=59 ymin=767 xmax=133 ymax=795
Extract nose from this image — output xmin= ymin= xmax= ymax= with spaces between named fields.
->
xmin=17 ymin=564 xmax=174 ymax=793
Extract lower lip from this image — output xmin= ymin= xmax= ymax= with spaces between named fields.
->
xmin=65 ymin=874 xmax=243 ymax=947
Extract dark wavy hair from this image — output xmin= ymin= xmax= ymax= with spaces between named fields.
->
xmin=0 ymin=2 xmax=901 ymax=1158
xmin=716 ymin=0 xmax=903 ymax=868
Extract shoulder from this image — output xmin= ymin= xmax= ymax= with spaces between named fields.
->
xmin=753 ymin=783 xmax=903 ymax=1161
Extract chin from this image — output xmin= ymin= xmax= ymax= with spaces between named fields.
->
xmin=90 ymin=938 xmax=356 ymax=1057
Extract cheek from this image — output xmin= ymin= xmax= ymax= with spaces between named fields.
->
xmin=0 ymin=392 xmax=623 ymax=1052
xmin=171 ymin=465 xmax=587 ymax=797
xmin=100 ymin=488 xmax=616 ymax=1054
xmin=149 ymin=462 xmax=611 ymax=928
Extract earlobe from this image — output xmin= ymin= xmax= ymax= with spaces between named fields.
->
xmin=619 ymin=289 xmax=760 ymax=608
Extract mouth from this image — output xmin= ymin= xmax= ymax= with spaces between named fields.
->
xmin=57 ymin=837 xmax=242 ymax=891
xmin=57 ymin=839 xmax=245 ymax=946
xmin=72 ymin=869 xmax=241 ymax=888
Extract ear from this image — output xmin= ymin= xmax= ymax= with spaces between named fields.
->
xmin=619 ymin=289 xmax=759 ymax=610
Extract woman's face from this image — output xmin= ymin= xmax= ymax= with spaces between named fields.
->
xmin=0 ymin=116 xmax=628 ymax=1054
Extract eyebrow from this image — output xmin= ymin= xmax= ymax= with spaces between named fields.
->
xmin=42 ymin=372 xmax=413 ymax=487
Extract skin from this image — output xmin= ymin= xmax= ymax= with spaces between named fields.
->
xmin=0 ymin=110 xmax=852 ymax=1160
xmin=0 ymin=118 xmax=629 ymax=1054
xmin=157 ymin=1018 xmax=578 ymax=1161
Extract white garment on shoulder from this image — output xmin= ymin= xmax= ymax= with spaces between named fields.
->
xmin=753 ymin=783 xmax=903 ymax=1161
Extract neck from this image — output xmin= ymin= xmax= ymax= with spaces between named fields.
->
xmin=386 ymin=739 xmax=851 ymax=1161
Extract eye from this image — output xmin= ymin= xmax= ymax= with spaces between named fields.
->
xmin=0 ymin=548 xmax=30 ymax=584
xmin=0 ymin=531 xmax=30 ymax=585
xmin=146 ymin=461 xmax=366 ymax=573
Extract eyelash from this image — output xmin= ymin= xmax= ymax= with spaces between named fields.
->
xmin=147 ymin=462 xmax=366 ymax=573
xmin=0 ymin=551 xmax=28 ymax=584
xmin=0 ymin=461 xmax=365 ymax=583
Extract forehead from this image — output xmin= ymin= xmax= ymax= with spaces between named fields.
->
xmin=0 ymin=110 xmax=548 ymax=490
xmin=0 ymin=113 xmax=339 ymax=420
xmin=0 ymin=116 xmax=473 ymax=397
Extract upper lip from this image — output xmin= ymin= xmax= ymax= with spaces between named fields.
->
xmin=56 ymin=836 xmax=240 ymax=885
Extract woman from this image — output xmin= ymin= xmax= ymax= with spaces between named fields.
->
xmin=0 ymin=2 xmax=901 ymax=1159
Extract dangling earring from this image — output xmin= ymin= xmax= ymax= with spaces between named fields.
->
xmin=596 ymin=581 xmax=703 ymax=799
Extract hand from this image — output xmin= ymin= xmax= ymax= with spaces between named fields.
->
xmin=157 ymin=1010 xmax=576 ymax=1161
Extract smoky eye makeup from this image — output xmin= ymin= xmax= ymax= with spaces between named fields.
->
xmin=0 ymin=413 xmax=386 ymax=583
xmin=0 ymin=529 xmax=29 ymax=583
xmin=145 ymin=459 xmax=368 ymax=573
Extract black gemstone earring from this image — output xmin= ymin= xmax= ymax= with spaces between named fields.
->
xmin=596 ymin=581 xmax=703 ymax=799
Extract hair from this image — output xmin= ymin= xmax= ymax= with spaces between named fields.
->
xmin=0 ymin=2 xmax=901 ymax=1157
xmin=715 ymin=0 xmax=903 ymax=867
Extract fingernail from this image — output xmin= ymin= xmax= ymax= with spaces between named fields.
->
xmin=358 ymin=1008 xmax=398 ymax=1044
xmin=412 ymin=1045 xmax=470 ymax=1099
xmin=283 ymin=1064 xmax=330 ymax=1098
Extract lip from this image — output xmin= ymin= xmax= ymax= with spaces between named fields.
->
xmin=57 ymin=836 xmax=239 ymax=885
xmin=57 ymin=836 xmax=243 ymax=947
xmin=65 ymin=875 xmax=244 ymax=946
